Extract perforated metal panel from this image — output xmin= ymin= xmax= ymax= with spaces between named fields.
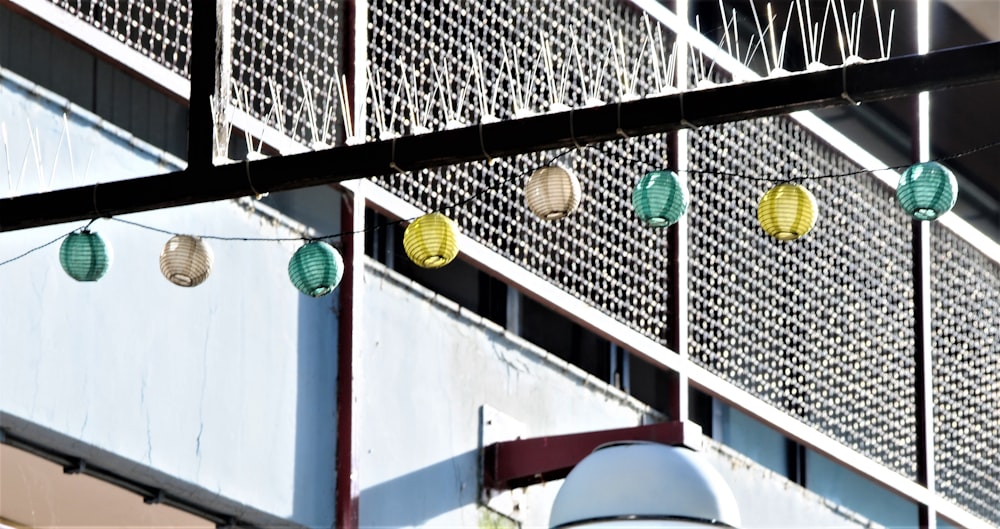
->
xmin=46 ymin=0 xmax=192 ymax=76
xmin=367 ymin=0 xmax=674 ymax=342
xmin=932 ymin=224 xmax=1000 ymax=524
xmin=231 ymin=0 xmax=341 ymax=145
xmin=687 ymin=117 xmax=918 ymax=478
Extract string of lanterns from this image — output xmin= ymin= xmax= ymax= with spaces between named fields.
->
xmin=7 ymin=144 xmax=972 ymax=298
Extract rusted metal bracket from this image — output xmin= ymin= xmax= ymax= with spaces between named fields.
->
xmin=482 ymin=420 xmax=701 ymax=491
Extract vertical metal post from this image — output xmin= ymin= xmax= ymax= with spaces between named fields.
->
xmin=335 ymin=2 xmax=368 ymax=528
xmin=913 ymin=2 xmax=936 ymax=528
xmin=336 ymin=189 xmax=365 ymax=529
xmin=187 ymin=0 xmax=219 ymax=169
xmin=665 ymin=0 xmax=690 ymax=424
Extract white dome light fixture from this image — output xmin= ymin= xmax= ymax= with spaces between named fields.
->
xmin=548 ymin=442 xmax=741 ymax=529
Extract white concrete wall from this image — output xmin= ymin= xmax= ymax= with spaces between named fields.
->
xmin=359 ymin=261 xmax=872 ymax=529
xmin=0 ymin=69 xmax=337 ymax=529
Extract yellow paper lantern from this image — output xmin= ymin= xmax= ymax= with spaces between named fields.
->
xmin=403 ymin=212 xmax=459 ymax=269
xmin=757 ymin=183 xmax=818 ymax=240
xmin=160 ymin=235 xmax=214 ymax=287
xmin=524 ymin=165 xmax=581 ymax=220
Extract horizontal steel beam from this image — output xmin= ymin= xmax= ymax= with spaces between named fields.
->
xmin=2 ymin=41 xmax=1000 ymax=232
xmin=482 ymin=421 xmax=701 ymax=490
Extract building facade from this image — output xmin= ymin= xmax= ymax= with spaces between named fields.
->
xmin=1 ymin=1 xmax=999 ymax=528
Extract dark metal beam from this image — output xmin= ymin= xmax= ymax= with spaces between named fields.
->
xmin=482 ymin=421 xmax=701 ymax=491
xmin=2 ymin=41 xmax=1000 ymax=232
xmin=187 ymin=0 xmax=219 ymax=171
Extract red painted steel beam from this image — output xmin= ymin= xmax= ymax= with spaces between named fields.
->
xmin=482 ymin=421 xmax=702 ymax=491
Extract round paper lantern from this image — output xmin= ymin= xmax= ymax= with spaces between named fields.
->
xmin=59 ymin=230 xmax=111 ymax=281
xmin=159 ymin=235 xmax=214 ymax=287
xmin=525 ymin=165 xmax=582 ymax=220
xmin=896 ymin=161 xmax=958 ymax=220
xmin=288 ymin=241 xmax=343 ymax=297
xmin=631 ymin=170 xmax=689 ymax=227
xmin=403 ymin=212 xmax=459 ymax=269
xmin=757 ymin=183 xmax=818 ymax=240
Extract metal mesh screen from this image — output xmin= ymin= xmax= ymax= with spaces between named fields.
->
xmin=687 ymin=117 xmax=918 ymax=478
xmin=366 ymin=0 xmax=675 ymax=343
xmin=45 ymin=0 xmax=192 ymax=76
xmin=231 ymin=0 xmax=341 ymax=145
xmin=932 ymin=224 xmax=1000 ymax=524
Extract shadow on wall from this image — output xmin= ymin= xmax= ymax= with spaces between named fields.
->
xmin=360 ymin=449 xmax=480 ymax=527
xmin=293 ymin=293 xmax=339 ymax=527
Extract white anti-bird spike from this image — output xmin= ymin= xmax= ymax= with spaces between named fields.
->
xmin=719 ymin=0 xmax=733 ymax=58
xmin=63 ymin=113 xmax=77 ymax=186
xmin=733 ymin=8 xmax=742 ymax=64
xmin=854 ymin=0 xmax=866 ymax=58
xmin=779 ymin=3 xmax=795 ymax=69
xmin=26 ymin=118 xmax=44 ymax=191
xmin=751 ymin=0 xmax=773 ymax=73
xmin=17 ymin=140 xmax=30 ymax=194
xmin=336 ymin=74 xmax=354 ymax=141
xmin=830 ymin=0 xmax=848 ymax=64
xmin=501 ymin=43 xmax=527 ymax=116
xmin=767 ymin=3 xmax=780 ymax=71
xmin=265 ymin=77 xmax=285 ymax=133
xmin=471 ymin=52 xmax=493 ymax=121
xmin=542 ymin=39 xmax=557 ymax=106
xmin=886 ymin=9 xmax=896 ymax=59
xmin=433 ymin=59 xmax=470 ymax=127
xmin=321 ymin=74 xmax=339 ymax=145
xmin=1 ymin=122 xmax=11 ymax=195
xmin=298 ymin=74 xmax=323 ymax=146
xmin=873 ymin=0 xmax=885 ymax=58
xmin=81 ymin=149 xmax=94 ymax=187
xmin=795 ymin=0 xmax=809 ymax=67
xmin=838 ymin=0 xmax=853 ymax=58
xmin=48 ymin=112 xmax=68 ymax=190
xmin=818 ymin=0 xmax=833 ymax=63
xmin=366 ymin=65 xmax=384 ymax=135
xmin=694 ymin=16 xmax=708 ymax=83
xmin=643 ymin=15 xmax=663 ymax=92
xmin=571 ymin=37 xmax=591 ymax=100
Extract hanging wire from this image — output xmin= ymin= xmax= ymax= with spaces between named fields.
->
xmin=2 ymin=134 xmax=999 ymax=270
xmin=0 ymin=227 xmax=83 ymax=267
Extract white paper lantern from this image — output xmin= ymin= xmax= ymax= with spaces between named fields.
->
xmin=159 ymin=235 xmax=214 ymax=287
xmin=525 ymin=165 xmax=582 ymax=220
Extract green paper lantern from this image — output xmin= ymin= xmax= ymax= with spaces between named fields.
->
xmin=288 ymin=241 xmax=344 ymax=297
xmin=59 ymin=230 xmax=111 ymax=281
xmin=631 ymin=170 xmax=689 ymax=227
xmin=896 ymin=161 xmax=958 ymax=220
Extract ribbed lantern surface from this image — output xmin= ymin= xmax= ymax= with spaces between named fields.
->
xmin=159 ymin=235 xmax=214 ymax=287
xmin=403 ymin=212 xmax=459 ymax=269
xmin=757 ymin=183 xmax=818 ymax=240
xmin=288 ymin=241 xmax=343 ymax=297
xmin=896 ymin=161 xmax=958 ymax=220
xmin=631 ymin=170 xmax=689 ymax=227
xmin=59 ymin=230 xmax=111 ymax=281
xmin=525 ymin=165 xmax=582 ymax=220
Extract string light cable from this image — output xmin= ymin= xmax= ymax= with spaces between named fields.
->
xmin=1 ymin=135 xmax=997 ymax=271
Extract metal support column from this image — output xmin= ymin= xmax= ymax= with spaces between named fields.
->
xmin=187 ymin=0 xmax=219 ymax=170
xmin=913 ymin=2 xmax=936 ymax=528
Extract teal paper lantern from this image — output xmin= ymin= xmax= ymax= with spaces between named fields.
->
xmin=288 ymin=241 xmax=344 ymax=297
xmin=896 ymin=162 xmax=958 ymax=221
xmin=59 ymin=229 xmax=111 ymax=281
xmin=631 ymin=170 xmax=689 ymax=227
